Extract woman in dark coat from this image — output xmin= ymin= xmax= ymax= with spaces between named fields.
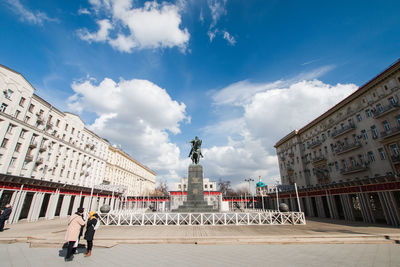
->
xmin=84 ymin=211 xmax=99 ymax=257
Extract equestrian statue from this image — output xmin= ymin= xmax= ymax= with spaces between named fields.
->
xmin=188 ymin=136 xmax=203 ymax=164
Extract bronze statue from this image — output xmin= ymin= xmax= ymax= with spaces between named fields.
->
xmin=189 ymin=136 xmax=203 ymax=164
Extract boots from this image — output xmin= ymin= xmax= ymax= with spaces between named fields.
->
xmin=84 ymin=250 xmax=91 ymax=257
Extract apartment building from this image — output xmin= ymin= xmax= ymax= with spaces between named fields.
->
xmin=274 ymin=59 xmax=400 ymax=226
xmin=105 ymin=145 xmax=156 ymax=196
xmin=0 ymin=64 xmax=154 ymax=223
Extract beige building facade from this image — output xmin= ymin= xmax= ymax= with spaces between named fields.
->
xmin=105 ymin=145 xmax=156 ymax=196
xmin=273 ymin=60 xmax=400 ymax=226
xmin=0 ymin=64 xmax=156 ymax=224
xmin=0 ymin=65 xmax=109 ymax=188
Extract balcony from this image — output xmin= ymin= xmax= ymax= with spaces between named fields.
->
xmin=46 ymin=121 xmax=53 ymax=129
xmin=340 ymin=164 xmax=368 ymax=175
xmin=312 ymin=155 xmax=327 ymax=164
xmin=25 ymin=155 xmax=33 ymax=162
xmin=391 ymin=155 xmax=400 ymax=163
xmin=335 ymin=142 xmax=362 ymax=155
xmin=39 ymin=144 xmax=47 ymax=152
xmin=332 ymin=124 xmax=356 ymax=138
xmin=36 ymin=117 xmax=44 ymax=125
xmin=29 ymin=141 xmax=37 ymax=148
xmin=372 ymin=102 xmax=400 ymax=118
xmin=308 ymin=139 xmax=322 ymax=149
xmin=380 ymin=126 xmax=400 ymax=139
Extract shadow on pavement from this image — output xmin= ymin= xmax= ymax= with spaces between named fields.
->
xmin=58 ymin=243 xmax=87 ymax=258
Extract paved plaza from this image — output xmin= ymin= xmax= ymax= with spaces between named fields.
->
xmin=0 ymin=218 xmax=400 ymax=266
xmin=1 ymin=242 xmax=399 ymax=267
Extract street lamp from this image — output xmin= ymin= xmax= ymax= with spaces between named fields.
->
xmin=244 ymin=178 xmax=254 ymax=209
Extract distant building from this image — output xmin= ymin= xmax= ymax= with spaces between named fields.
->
xmin=169 ymin=178 xmax=220 ymax=210
xmin=172 ymin=177 xmax=217 ymax=192
xmin=274 ymin=59 xmax=400 ymax=226
xmin=105 ymin=145 xmax=156 ymax=196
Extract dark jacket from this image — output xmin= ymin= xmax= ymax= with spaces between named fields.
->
xmin=84 ymin=218 xmax=98 ymax=241
xmin=0 ymin=207 xmax=12 ymax=220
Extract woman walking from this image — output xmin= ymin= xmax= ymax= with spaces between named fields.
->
xmin=84 ymin=211 xmax=99 ymax=257
xmin=65 ymin=207 xmax=85 ymax=261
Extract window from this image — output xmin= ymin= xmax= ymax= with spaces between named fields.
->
xmin=368 ymin=151 xmax=376 ymax=162
xmin=24 ymin=116 xmax=30 ymax=123
xmin=1 ymin=103 xmax=8 ymax=112
xmin=15 ymin=143 xmax=21 ymax=152
xmin=356 ymin=114 xmax=362 ymax=122
xmin=9 ymin=157 xmax=16 ymax=167
xmin=378 ymin=148 xmax=386 ymax=160
xmin=389 ymin=97 xmax=396 ymax=106
xmin=4 ymin=89 xmax=13 ymax=99
xmin=324 ymin=146 xmax=328 ymax=154
xmin=376 ymin=103 xmax=383 ymax=112
xmin=397 ymin=115 xmax=400 ymax=126
xmin=348 ymin=119 xmax=354 ymax=126
xmin=65 ymin=124 xmax=68 ymax=131
xmin=6 ymin=124 xmax=14 ymax=134
xmin=19 ymin=129 xmax=27 ymax=138
xmin=22 ymin=160 xmax=28 ymax=170
xmin=383 ymin=120 xmax=391 ymax=132
xmin=56 ymin=119 xmax=60 ymax=127
xmin=28 ymin=104 xmax=35 ymax=112
xmin=342 ymin=160 xmax=347 ymax=169
xmin=14 ymin=110 xmax=20 ymax=119
xmin=1 ymin=138 xmax=9 ymax=148
xmin=371 ymin=125 xmax=378 ymax=138
xmin=322 ymin=134 xmax=326 ymax=141
xmin=361 ymin=129 xmax=368 ymax=140
xmin=350 ymin=157 xmax=357 ymax=166
xmin=391 ymin=144 xmax=399 ymax=156
xmin=71 ymin=128 xmax=75 ymax=134
xmin=335 ymin=161 xmax=339 ymax=170
xmin=365 ymin=109 xmax=371 ymax=117
xmin=330 ymin=144 xmax=334 ymax=152
xmin=19 ymin=97 xmax=26 ymax=107
xmin=327 ymin=130 xmax=331 ymax=137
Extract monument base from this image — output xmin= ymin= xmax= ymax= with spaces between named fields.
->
xmin=173 ymin=164 xmax=216 ymax=212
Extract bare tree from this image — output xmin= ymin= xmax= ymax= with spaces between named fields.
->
xmin=218 ymin=179 xmax=235 ymax=196
xmin=151 ymin=180 xmax=169 ymax=196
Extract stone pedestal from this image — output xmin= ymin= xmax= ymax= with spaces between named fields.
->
xmin=174 ymin=164 xmax=215 ymax=212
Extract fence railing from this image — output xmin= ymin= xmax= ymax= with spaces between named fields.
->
xmin=97 ymin=211 xmax=306 ymax=226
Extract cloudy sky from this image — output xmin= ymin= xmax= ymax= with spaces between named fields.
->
xmin=1 ymin=0 xmax=399 ymax=189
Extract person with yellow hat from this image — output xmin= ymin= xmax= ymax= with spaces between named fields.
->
xmin=83 ymin=211 xmax=99 ymax=257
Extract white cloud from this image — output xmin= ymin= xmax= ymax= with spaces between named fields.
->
xmin=78 ymin=8 xmax=91 ymax=15
xmin=78 ymin=0 xmax=190 ymax=52
xmin=222 ymin=31 xmax=236 ymax=45
xmin=78 ymin=19 xmax=112 ymax=42
xmin=205 ymin=0 xmax=236 ymax=45
xmin=205 ymin=70 xmax=358 ymax=186
xmin=208 ymin=0 xmax=227 ymax=28
xmin=68 ymin=76 xmax=190 ymax=181
xmin=5 ymin=0 xmax=57 ymax=25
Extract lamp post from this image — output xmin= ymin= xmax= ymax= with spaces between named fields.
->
xmin=244 ymin=178 xmax=254 ymax=209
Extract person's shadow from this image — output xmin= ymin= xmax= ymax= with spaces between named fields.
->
xmin=58 ymin=243 xmax=87 ymax=258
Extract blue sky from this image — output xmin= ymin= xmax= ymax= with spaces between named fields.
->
xmin=1 ymin=0 xmax=399 ymax=190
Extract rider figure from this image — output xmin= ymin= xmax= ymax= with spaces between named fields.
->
xmin=189 ymin=136 xmax=203 ymax=164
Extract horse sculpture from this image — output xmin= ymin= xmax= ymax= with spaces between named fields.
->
xmin=189 ymin=136 xmax=203 ymax=164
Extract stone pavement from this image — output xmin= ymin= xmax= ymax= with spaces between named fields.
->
xmin=1 ymin=242 xmax=400 ymax=267
xmin=0 ymin=217 xmax=400 ymax=247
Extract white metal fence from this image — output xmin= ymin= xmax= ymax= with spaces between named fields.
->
xmin=98 ymin=211 xmax=306 ymax=226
